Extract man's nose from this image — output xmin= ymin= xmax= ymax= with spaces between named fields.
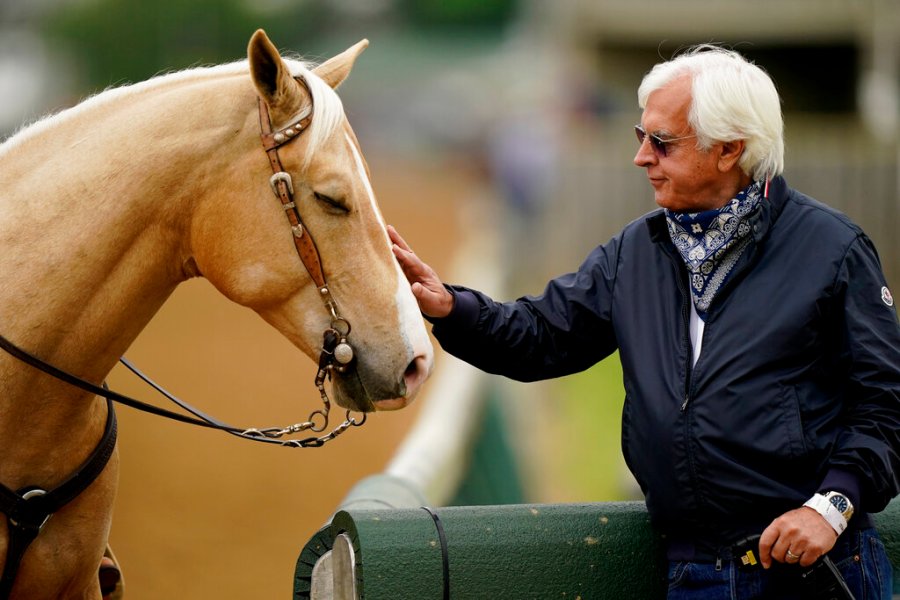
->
xmin=634 ymin=138 xmax=656 ymax=167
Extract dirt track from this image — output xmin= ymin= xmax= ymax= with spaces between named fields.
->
xmin=106 ymin=157 xmax=478 ymax=599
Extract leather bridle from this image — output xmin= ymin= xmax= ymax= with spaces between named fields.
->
xmin=252 ymin=75 xmax=373 ymax=439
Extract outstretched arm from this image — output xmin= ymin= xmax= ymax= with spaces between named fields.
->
xmin=388 ymin=225 xmax=454 ymax=319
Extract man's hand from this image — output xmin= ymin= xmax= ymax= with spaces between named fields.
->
xmin=388 ymin=225 xmax=454 ymax=318
xmin=758 ymin=507 xmax=838 ymax=568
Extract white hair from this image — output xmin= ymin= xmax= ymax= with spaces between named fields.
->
xmin=285 ymin=59 xmax=346 ymax=169
xmin=637 ymin=45 xmax=784 ymax=180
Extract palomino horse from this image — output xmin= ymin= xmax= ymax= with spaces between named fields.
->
xmin=0 ymin=30 xmax=433 ymax=598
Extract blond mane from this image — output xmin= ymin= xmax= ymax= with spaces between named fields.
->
xmin=0 ymin=58 xmax=345 ymax=162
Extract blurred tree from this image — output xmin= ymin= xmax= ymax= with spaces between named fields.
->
xmin=397 ymin=0 xmax=517 ymax=31
xmin=40 ymin=0 xmax=330 ymax=93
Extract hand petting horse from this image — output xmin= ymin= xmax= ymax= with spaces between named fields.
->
xmin=0 ymin=30 xmax=433 ymax=599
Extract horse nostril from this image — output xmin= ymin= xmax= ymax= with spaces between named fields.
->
xmin=370 ymin=355 xmax=432 ymax=411
xmin=403 ymin=356 xmax=429 ymax=396
xmin=405 ymin=359 xmax=419 ymax=378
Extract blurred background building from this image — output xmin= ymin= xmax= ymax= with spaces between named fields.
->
xmin=1 ymin=0 xmax=897 ymax=597
xmin=3 ymin=0 xmax=897 ymax=280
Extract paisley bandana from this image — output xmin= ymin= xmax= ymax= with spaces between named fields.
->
xmin=666 ymin=180 xmax=763 ymax=318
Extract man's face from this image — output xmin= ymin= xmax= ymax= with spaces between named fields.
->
xmin=634 ymin=75 xmax=742 ymax=213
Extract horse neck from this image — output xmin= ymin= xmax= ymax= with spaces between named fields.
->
xmin=0 ymin=72 xmax=252 ymax=432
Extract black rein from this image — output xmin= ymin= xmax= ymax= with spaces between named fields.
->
xmin=0 ymin=331 xmax=343 ymax=448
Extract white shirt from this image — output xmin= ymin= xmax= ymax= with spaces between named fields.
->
xmin=689 ymin=296 xmax=705 ymax=367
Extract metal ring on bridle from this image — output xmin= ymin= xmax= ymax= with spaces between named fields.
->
xmin=347 ymin=410 xmax=367 ymax=426
xmin=308 ymin=409 xmax=328 ymax=432
xmin=331 ymin=317 xmax=351 ymax=337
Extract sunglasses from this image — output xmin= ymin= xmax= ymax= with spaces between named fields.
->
xmin=634 ymin=125 xmax=697 ymax=157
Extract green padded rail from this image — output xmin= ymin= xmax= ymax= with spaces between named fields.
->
xmin=297 ymin=495 xmax=900 ymax=599
xmin=331 ymin=502 xmax=666 ymax=599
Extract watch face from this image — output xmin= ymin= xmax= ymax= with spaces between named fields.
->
xmin=829 ymin=495 xmax=849 ymax=513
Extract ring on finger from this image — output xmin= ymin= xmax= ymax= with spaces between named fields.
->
xmin=785 ymin=549 xmax=801 ymax=562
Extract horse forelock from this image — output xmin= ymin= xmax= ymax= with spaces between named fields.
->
xmin=286 ymin=61 xmax=346 ymax=170
xmin=0 ymin=57 xmax=346 ymax=162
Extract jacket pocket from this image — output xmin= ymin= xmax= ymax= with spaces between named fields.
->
xmin=779 ymin=384 xmax=808 ymax=458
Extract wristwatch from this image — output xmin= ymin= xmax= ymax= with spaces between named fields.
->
xmin=803 ymin=491 xmax=854 ymax=534
xmin=825 ymin=491 xmax=854 ymax=521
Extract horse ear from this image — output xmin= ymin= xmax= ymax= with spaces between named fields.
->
xmin=248 ymin=29 xmax=298 ymax=109
xmin=313 ymin=40 xmax=369 ymax=90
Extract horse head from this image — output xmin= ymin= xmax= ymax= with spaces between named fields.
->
xmin=188 ymin=31 xmax=433 ymax=413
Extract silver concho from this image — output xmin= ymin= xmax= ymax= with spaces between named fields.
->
xmin=334 ymin=342 xmax=354 ymax=365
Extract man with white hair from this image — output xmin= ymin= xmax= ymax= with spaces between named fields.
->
xmin=390 ymin=45 xmax=900 ymax=598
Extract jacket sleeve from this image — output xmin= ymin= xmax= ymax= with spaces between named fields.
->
xmin=826 ymin=234 xmax=900 ymax=513
xmin=430 ymin=238 xmax=622 ymax=381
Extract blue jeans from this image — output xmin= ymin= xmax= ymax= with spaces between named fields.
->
xmin=667 ymin=528 xmax=893 ymax=600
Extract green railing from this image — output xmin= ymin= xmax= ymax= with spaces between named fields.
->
xmin=296 ymin=492 xmax=900 ymax=599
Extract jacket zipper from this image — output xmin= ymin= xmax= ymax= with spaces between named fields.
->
xmin=675 ymin=271 xmax=694 ymax=411
xmin=672 ymin=211 xmax=762 ymax=410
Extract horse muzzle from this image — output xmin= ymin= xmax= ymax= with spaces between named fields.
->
xmin=331 ymin=351 xmax=432 ymax=413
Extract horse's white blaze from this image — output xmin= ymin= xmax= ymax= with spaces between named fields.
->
xmin=345 ymin=133 xmax=433 ymax=373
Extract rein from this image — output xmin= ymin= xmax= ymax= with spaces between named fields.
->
xmin=0 ymin=332 xmax=362 ymax=448
xmin=0 ymin=76 xmax=366 ymax=448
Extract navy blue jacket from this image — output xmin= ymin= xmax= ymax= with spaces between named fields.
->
xmin=432 ymin=176 xmax=900 ymax=546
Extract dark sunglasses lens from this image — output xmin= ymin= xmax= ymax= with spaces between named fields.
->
xmin=635 ymin=126 xmax=667 ymax=156
xmin=651 ymin=135 xmax=667 ymax=156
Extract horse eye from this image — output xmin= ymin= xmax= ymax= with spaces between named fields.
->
xmin=314 ymin=192 xmax=348 ymax=213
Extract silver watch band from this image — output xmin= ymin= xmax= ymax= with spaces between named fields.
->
xmin=803 ymin=493 xmax=847 ymax=534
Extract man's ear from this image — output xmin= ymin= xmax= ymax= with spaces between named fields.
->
xmin=718 ymin=139 xmax=746 ymax=173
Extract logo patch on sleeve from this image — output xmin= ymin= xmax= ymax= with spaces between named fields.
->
xmin=883 ymin=286 xmax=894 ymax=307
